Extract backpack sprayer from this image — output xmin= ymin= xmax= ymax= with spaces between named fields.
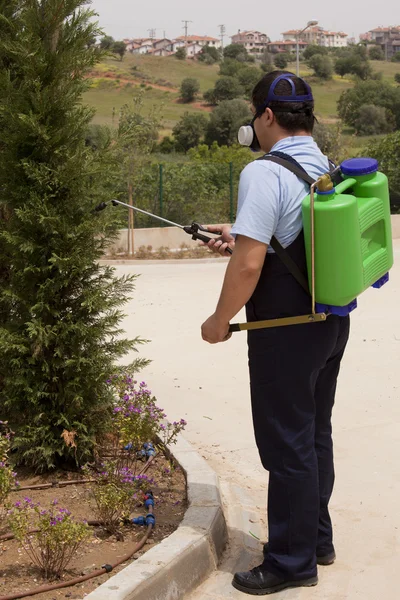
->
xmin=94 ymin=154 xmax=394 ymax=335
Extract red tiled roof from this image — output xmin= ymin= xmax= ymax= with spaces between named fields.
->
xmin=175 ymin=35 xmax=219 ymax=42
xmin=269 ymin=40 xmax=308 ymax=45
xmin=369 ymin=26 xmax=400 ymax=33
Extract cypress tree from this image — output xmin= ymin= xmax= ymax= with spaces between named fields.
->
xmin=0 ymin=1 xmax=142 ymax=470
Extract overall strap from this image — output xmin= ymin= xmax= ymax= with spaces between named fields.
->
xmin=258 ymin=151 xmax=317 ymax=295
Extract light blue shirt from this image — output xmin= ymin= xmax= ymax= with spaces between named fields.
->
xmin=231 ymin=136 xmax=330 ymax=252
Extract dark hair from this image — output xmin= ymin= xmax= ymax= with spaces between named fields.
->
xmin=252 ymin=70 xmax=315 ymax=133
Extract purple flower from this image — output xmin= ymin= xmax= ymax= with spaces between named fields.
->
xmin=113 ymin=407 xmax=123 ymax=413
xmin=24 ymin=497 xmax=32 ymax=504
xmin=15 ymin=501 xmax=21 ymax=508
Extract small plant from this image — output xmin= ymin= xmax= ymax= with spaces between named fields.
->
xmin=84 ymin=462 xmax=155 ymax=536
xmin=8 ymin=499 xmax=90 ymax=580
xmin=0 ymin=422 xmax=19 ymax=526
xmin=108 ymin=376 xmax=187 ymax=454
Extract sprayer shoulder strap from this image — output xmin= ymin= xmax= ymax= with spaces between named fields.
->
xmin=258 ymin=151 xmax=317 ymax=295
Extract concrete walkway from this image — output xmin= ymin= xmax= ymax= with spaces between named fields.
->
xmin=114 ymin=241 xmax=400 ymax=599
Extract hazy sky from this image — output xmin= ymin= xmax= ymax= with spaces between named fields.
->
xmin=89 ymin=0 xmax=397 ymax=43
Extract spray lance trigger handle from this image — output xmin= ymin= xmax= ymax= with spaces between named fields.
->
xmin=184 ymin=223 xmax=233 ymax=255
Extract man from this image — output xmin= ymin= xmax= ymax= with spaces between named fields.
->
xmin=201 ymin=71 xmax=350 ymax=595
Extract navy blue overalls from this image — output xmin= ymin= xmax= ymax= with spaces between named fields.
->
xmin=246 ymin=156 xmax=350 ymax=581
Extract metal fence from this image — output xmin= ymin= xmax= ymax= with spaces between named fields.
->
xmin=116 ymin=162 xmax=238 ymax=229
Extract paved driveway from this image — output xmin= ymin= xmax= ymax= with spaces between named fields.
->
xmin=113 ymin=241 xmax=400 ymax=599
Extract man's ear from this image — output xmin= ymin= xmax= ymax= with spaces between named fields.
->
xmin=264 ymin=107 xmax=275 ymax=126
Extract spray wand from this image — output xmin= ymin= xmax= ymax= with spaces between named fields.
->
xmin=94 ymin=198 xmax=328 ymax=333
xmin=94 ymin=200 xmax=233 ymax=254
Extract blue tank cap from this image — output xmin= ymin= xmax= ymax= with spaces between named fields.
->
xmin=317 ymin=188 xmax=335 ymax=196
xmin=341 ymin=158 xmax=378 ymax=176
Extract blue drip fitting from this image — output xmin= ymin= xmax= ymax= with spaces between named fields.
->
xmin=146 ymin=514 xmax=156 ymax=527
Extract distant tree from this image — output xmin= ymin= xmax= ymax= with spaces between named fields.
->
xmin=354 ymin=105 xmax=395 ymax=135
xmin=364 ymin=131 xmax=400 ymax=209
xmin=309 ymin=54 xmax=333 ymax=79
xmin=158 ymin=136 xmax=177 ymax=154
xmin=219 ymin=58 xmax=242 ymax=77
xmin=334 ymin=56 xmax=352 ymax=77
xmin=112 ymin=41 xmax=126 ymax=61
xmin=205 ymin=99 xmax=252 ymax=146
xmin=334 ymin=55 xmax=372 ymax=79
xmin=212 ymin=76 xmax=243 ymax=102
xmin=175 ymin=47 xmax=187 ymax=60
xmin=198 ymin=45 xmax=220 ymax=64
xmin=100 ymin=35 xmax=114 ymax=50
xmin=337 ymin=79 xmax=400 ymax=129
xmin=237 ymin=66 xmax=262 ymax=97
xmin=274 ymin=53 xmax=288 ymax=69
xmin=180 ymin=78 xmax=200 ymax=103
xmin=260 ymin=50 xmax=274 ymax=73
xmin=223 ymin=43 xmax=249 ymax=62
xmin=203 ymin=88 xmax=217 ymax=105
xmin=395 ymin=73 xmax=400 ymax=84
xmin=312 ymin=123 xmax=342 ymax=164
xmin=172 ymin=113 xmax=208 ymax=152
xmin=369 ymin=46 xmax=384 ymax=60
xmin=392 ymin=52 xmax=400 ymax=62
xmin=303 ymin=44 xmax=328 ymax=60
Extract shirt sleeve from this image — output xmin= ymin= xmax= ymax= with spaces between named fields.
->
xmin=231 ymin=161 xmax=280 ymax=245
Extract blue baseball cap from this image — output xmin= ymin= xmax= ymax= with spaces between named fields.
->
xmin=255 ymin=73 xmax=313 ymax=116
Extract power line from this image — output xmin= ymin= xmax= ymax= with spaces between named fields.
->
xmin=182 ymin=20 xmax=192 ymax=44
xmin=218 ymin=24 xmax=226 ymax=48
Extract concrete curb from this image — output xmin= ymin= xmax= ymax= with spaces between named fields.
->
xmin=84 ymin=435 xmax=228 ymax=600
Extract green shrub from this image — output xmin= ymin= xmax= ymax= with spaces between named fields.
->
xmin=180 ymin=77 xmax=200 ymax=103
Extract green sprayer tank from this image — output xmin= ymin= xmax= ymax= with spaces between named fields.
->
xmin=302 ymin=158 xmax=394 ymax=313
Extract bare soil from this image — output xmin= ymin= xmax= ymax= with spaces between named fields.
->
xmin=0 ymin=456 xmax=186 ymax=600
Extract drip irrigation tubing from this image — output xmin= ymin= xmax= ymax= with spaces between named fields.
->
xmin=10 ymin=454 xmax=155 ymax=493
xmin=0 ymin=455 xmax=158 ymax=598
xmin=0 ymin=524 xmax=153 ymax=600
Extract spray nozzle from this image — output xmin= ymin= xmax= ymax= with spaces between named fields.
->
xmin=316 ymin=174 xmax=334 ymax=193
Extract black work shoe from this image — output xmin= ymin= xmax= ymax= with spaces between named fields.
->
xmin=263 ymin=543 xmax=336 ymax=566
xmin=232 ymin=565 xmax=318 ymax=596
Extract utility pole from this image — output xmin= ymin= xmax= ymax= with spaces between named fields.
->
xmin=148 ymin=28 xmax=156 ymax=41
xmin=182 ymin=20 xmax=192 ymax=45
xmin=218 ymin=24 xmax=226 ymax=48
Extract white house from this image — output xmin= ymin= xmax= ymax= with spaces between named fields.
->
xmin=186 ymin=42 xmax=204 ymax=57
xmin=231 ymin=30 xmax=270 ymax=54
xmin=135 ymin=43 xmax=154 ymax=55
xmin=268 ymin=40 xmax=308 ymax=54
xmin=171 ymin=39 xmax=187 ymax=53
xmin=174 ymin=35 xmax=221 ymax=49
xmin=153 ymin=38 xmax=173 ymax=51
xmin=282 ymin=26 xmax=347 ymax=47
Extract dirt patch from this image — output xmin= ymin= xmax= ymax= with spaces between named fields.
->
xmin=106 ymin=245 xmax=226 ymax=260
xmin=89 ymin=71 xmax=179 ymax=93
xmin=0 ymin=457 xmax=186 ymax=600
xmin=173 ymin=98 xmax=213 ymax=112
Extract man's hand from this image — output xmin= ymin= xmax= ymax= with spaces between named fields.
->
xmin=200 ymin=224 xmax=235 ymax=256
xmin=201 ymin=313 xmax=232 ymax=344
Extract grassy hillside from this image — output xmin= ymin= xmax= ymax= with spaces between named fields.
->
xmin=83 ymin=54 xmax=400 ymax=144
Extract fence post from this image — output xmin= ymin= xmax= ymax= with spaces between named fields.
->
xmin=159 ymin=164 xmax=163 ymax=220
xmin=229 ymin=162 xmax=234 ymax=223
